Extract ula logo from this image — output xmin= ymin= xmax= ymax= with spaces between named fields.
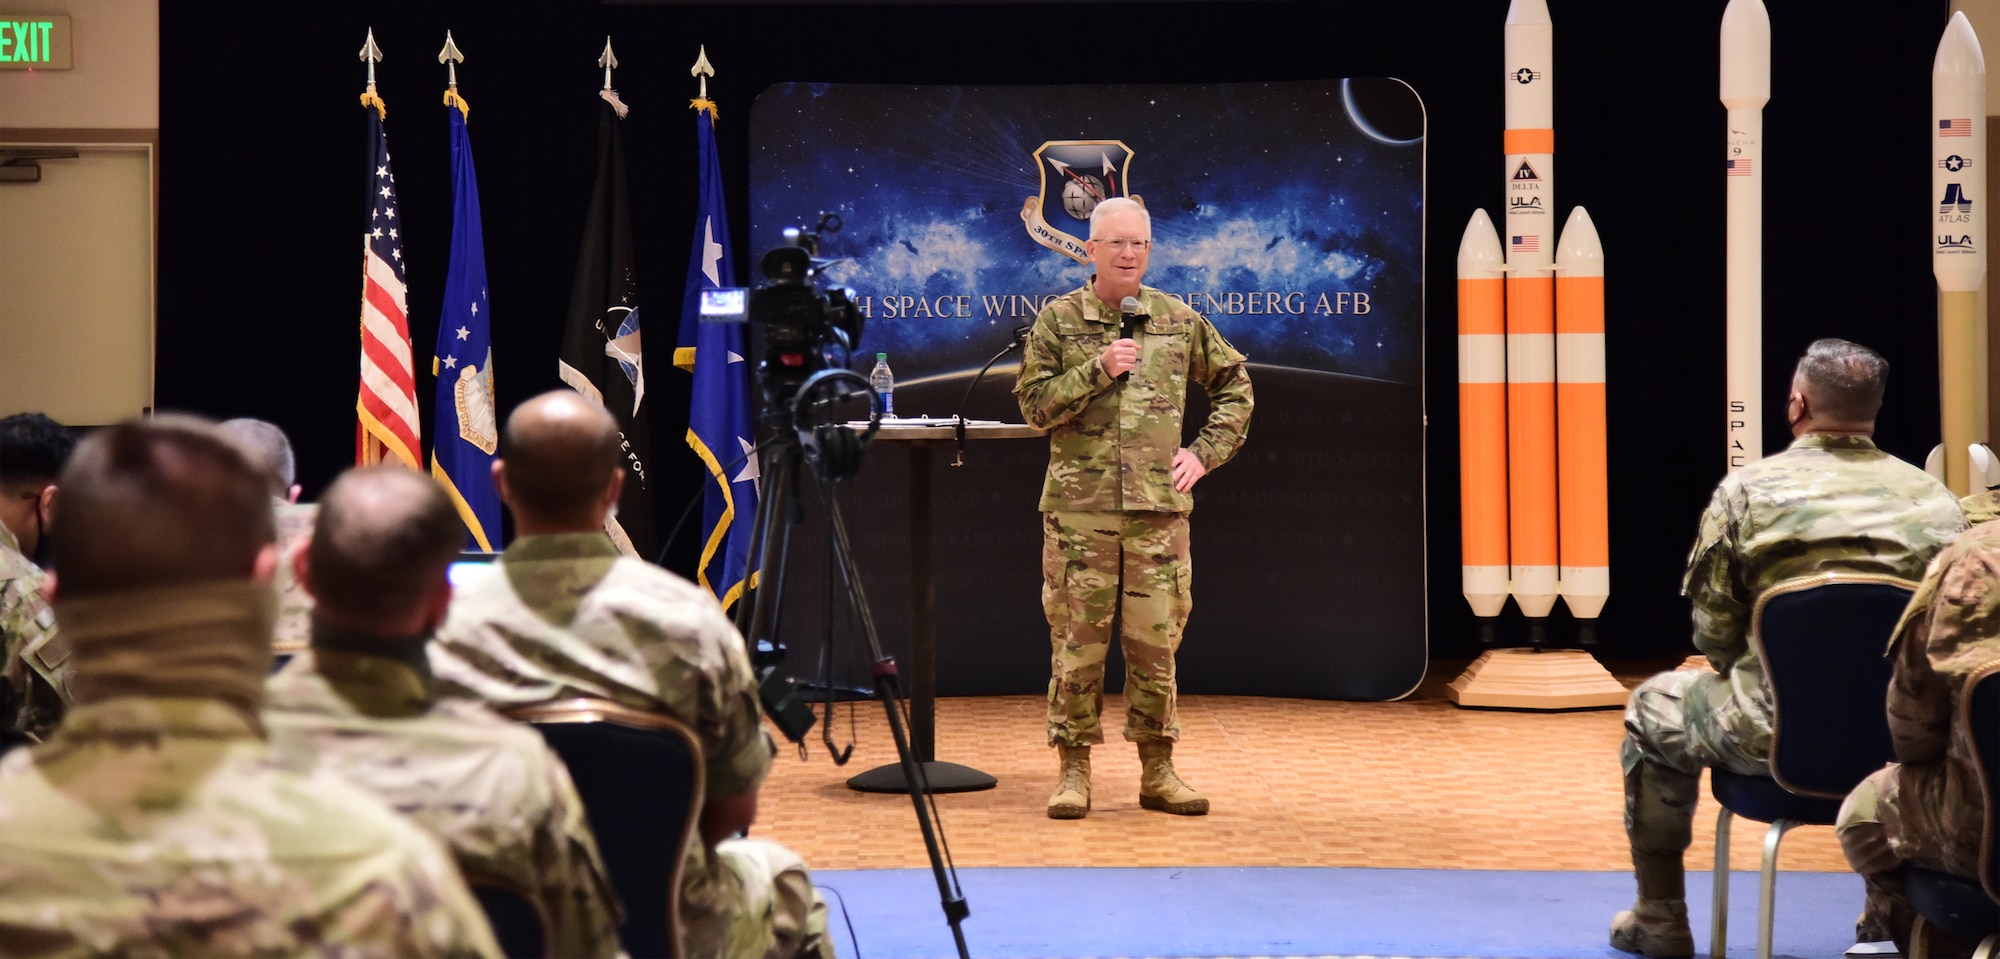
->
xmin=1939 ymin=235 xmax=1978 ymax=250
xmin=1508 ymin=196 xmax=1544 ymax=211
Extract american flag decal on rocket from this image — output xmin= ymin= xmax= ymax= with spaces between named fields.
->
xmin=1726 ymin=158 xmax=1752 ymax=176
xmin=1942 ymin=118 xmax=1973 ymax=137
xmin=1511 ymin=235 xmax=1540 ymax=253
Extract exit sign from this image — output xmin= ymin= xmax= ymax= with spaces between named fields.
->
xmin=0 ymin=16 xmax=70 ymax=69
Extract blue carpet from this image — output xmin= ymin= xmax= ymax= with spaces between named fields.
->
xmin=815 ymin=867 xmax=1867 ymax=959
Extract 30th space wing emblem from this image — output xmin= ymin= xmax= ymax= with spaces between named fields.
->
xmin=1022 ymin=140 xmax=1140 ymax=263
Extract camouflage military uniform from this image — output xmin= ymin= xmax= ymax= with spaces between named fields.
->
xmin=267 ymin=632 xmax=626 ymax=959
xmin=1016 ymin=283 xmax=1253 ymax=746
xmin=0 ymin=580 xmax=502 ymax=957
xmin=269 ymin=500 xmax=318 ymax=656
xmin=1959 ymin=487 xmax=2000 ymax=526
xmin=0 ymin=522 xmax=64 ymax=740
xmin=1623 ymin=435 xmax=1965 ymax=880
xmin=1836 ymin=519 xmax=2000 ymax=931
xmin=431 ymin=533 xmax=832 ymax=959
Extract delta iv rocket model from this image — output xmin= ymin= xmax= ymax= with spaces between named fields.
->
xmin=1457 ymin=0 xmax=1609 ymax=638
xmin=1502 ymin=0 xmax=1559 ymax=628
xmin=1458 ymin=211 xmax=1508 ymax=628
xmin=1930 ymin=12 xmax=1990 ymax=497
xmin=1719 ymin=0 xmax=1768 ymax=472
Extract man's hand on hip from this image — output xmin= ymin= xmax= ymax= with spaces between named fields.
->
xmin=1172 ymin=448 xmax=1207 ymax=492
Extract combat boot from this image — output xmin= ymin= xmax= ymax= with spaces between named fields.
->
xmin=1609 ymin=900 xmax=1694 ymax=958
xmin=1137 ymin=740 xmax=1209 ymax=815
xmin=1610 ymin=850 xmax=1693 ymax=958
xmin=1047 ymin=744 xmax=1091 ymax=820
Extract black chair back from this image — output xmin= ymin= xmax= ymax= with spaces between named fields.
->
xmin=472 ymin=884 xmax=547 ymax=959
xmin=1969 ymin=664 xmax=2000 ymax=905
xmin=1753 ymin=573 xmax=1916 ymax=798
xmin=512 ymin=699 xmax=703 ymax=959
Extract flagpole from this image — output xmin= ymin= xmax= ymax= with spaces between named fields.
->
xmin=354 ymin=28 xmax=422 ymax=470
xmin=429 ymin=30 xmax=500 ymax=551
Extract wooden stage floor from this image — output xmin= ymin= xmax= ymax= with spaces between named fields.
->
xmin=755 ymin=657 xmax=1852 ymax=874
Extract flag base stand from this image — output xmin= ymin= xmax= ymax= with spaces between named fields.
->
xmin=1446 ymin=648 xmax=1629 ymax=711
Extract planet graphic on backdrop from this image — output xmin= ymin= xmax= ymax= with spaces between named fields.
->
xmin=1059 ymin=176 xmax=1105 ymax=220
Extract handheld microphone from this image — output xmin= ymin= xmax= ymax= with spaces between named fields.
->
xmin=1118 ymin=295 xmax=1145 ymax=382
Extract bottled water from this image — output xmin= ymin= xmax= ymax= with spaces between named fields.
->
xmin=869 ymin=353 xmax=895 ymax=418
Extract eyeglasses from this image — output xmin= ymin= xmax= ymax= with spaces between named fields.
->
xmin=1092 ymin=237 xmax=1152 ymax=252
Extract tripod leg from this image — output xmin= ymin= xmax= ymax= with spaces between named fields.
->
xmin=824 ymin=499 xmax=971 ymax=958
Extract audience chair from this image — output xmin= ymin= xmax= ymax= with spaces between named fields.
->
xmin=471 ymin=883 xmax=548 ymax=959
xmin=1906 ymin=661 xmax=2000 ymax=959
xmin=1709 ymin=572 xmax=1916 ymax=959
xmin=508 ymin=697 xmax=704 ymax=959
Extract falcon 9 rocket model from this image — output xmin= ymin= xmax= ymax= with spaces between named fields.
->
xmin=1719 ymin=0 xmax=1769 ymax=473
xmin=1934 ymin=12 xmax=1987 ymax=497
xmin=1458 ymin=210 xmax=1510 ymax=627
xmin=1504 ymin=0 xmax=1558 ymax=625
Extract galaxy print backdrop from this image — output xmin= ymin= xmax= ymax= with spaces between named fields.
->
xmin=750 ymin=79 xmax=1428 ymax=702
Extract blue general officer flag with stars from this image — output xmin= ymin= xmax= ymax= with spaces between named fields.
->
xmin=675 ymin=97 xmax=757 ymax=611
xmin=430 ymin=88 xmax=500 ymax=550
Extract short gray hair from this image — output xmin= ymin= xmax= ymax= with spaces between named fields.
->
xmin=1794 ymin=338 xmax=1889 ymax=424
xmin=1088 ymin=196 xmax=1150 ymax=239
xmin=218 ymin=418 xmax=296 ymax=496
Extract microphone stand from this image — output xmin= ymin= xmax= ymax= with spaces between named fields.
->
xmin=951 ymin=326 xmax=1030 ymax=466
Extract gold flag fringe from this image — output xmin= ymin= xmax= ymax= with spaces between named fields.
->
xmin=690 ymin=97 xmax=719 ymax=121
xmin=360 ymin=86 xmax=387 ymax=120
xmin=444 ymin=88 xmax=470 ymax=119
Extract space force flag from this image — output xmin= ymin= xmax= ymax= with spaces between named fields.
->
xmin=674 ymin=95 xmax=758 ymax=610
xmin=561 ymin=92 xmax=657 ymax=559
xmin=355 ymin=83 xmax=422 ymax=469
xmin=430 ymin=87 xmax=500 ymax=550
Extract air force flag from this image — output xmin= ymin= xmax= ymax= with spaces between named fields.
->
xmin=431 ymin=89 xmax=500 ymax=549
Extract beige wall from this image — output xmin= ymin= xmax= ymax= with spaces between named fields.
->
xmin=0 ymin=0 xmax=157 ymax=129
xmin=0 ymin=0 xmax=159 ymax=424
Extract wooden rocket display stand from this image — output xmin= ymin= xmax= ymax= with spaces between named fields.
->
xmin=1445 ymin=0 xmax=1627 ymax=712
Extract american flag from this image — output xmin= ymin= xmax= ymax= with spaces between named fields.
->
xmin=1941 ymin=118 xmax=1972 ymax=138
xmin=355 ymin=91 xmax=421 ymax=469
xmin=1727 ymin=158 xmax=1753 ymax=177
xmin=1511 ymin=235 xmax=1539 ymax=253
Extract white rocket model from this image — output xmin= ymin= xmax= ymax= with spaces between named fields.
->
xmin=1719 ymin=0 xmax=1768 ymax=473
xmin=1503 ymin=0 xmax=1559 ymax=624
xmin=1930 ymin=12 xmax=1990 ymax=497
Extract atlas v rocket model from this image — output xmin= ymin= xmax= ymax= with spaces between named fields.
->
xmin=1930 ymin=12 xmax=1990 ymax=497
xmin=1720 ymin=0 xmax=1768 ymax=472
xmin=1458 ymin=0 xmax=1608 ymax=636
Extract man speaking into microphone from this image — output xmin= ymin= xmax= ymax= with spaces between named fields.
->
xmin=1015 ymin=196 xmax=1254 ymax=820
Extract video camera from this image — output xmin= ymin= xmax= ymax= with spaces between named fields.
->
xmin=701 ymin=213 xmax=866 ymax=406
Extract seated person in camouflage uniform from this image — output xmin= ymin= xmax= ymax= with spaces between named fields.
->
xmin=431 ymin=390 xmax=833 ymax=959
xmin=0 ymin=415 xmax=501 ymax=957
xmin=0 ymin=412 xmax=75 ymax=741
xmin=217 ymin=417 xmax=316 ymax=659
xmin=1611 ymin=339 xmax=1967 ymax=958
xmin=266 ymin=465 xmax=625 ymax=959
xmin=1837 ymin=519 xmax=2000 ymax=954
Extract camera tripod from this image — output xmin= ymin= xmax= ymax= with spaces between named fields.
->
xmin=734 ymin=368 xmax=971 ymax=959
